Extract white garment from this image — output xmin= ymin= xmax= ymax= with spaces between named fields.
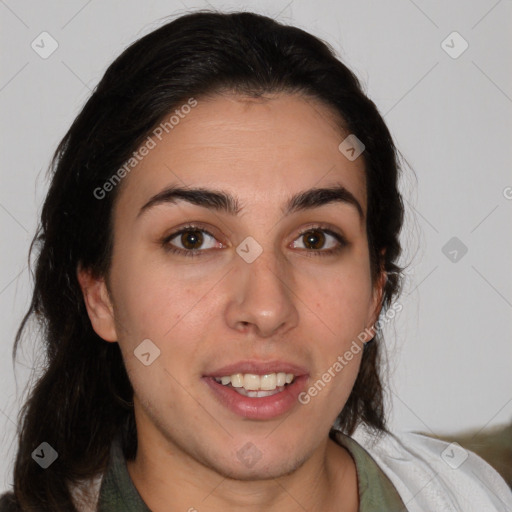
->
xmin=352 ymin=425 xmax=512 ymax=511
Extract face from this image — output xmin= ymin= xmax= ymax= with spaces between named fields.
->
xmin=80 ymin=92 xmax=384 ymax=480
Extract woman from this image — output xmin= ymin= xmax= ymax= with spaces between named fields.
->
xmin=1 ymin=10 xmax=510 ymax=512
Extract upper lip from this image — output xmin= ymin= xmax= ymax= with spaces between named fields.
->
xmin=204 ymin=360 xmax=309 ymax=378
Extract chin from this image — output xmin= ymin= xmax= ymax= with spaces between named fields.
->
xmin=204 ymin=452 xmax=307 ymax=482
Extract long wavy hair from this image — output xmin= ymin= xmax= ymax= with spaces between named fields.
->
xmin=3 ymin=10 xmax=404 ymax=511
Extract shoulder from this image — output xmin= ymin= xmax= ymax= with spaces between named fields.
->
xmin=0 ymin=474 xmax=104 ymax=512
xmin=351 ymin=425 xmax=512 ymax=512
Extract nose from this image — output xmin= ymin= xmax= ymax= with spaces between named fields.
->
xmin=224 ymin=247 xmax=299 ymax=339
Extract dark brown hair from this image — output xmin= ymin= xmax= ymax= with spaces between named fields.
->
xmin=4 ymin=9 xmax=404 ymax=511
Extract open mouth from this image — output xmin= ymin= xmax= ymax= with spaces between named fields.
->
xmin=213 ymin=372 xmax=296 ymax=398
xmin=204 ymin=371 xmax=308 ymax=420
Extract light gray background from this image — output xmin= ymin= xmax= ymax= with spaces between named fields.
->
xmin=1 ymin=0 xmax=511 ymax=493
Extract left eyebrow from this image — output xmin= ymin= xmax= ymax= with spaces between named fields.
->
xmin=137 ymin=184 xmax=364 ymax=221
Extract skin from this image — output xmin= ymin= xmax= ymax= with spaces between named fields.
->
xmin=78 ymin=92 xmax=386 ymax=512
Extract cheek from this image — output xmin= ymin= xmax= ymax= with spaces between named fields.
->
xmin=113 ymin=276 xmax=171 ymax=340
xmin=109 ymin=260 xmax=221 ymax=392
xmin=300 ymin=261 xmax=371 ymax=392
xmin=300 ymin=349 xmax=362 ymax=420
xmin=110 ymin=253 xmax=200 ymax=338
xmin=112 ymin=266 xmax=207 ymax=409
xmin=304 ymin=265 xmax=373 ymax=335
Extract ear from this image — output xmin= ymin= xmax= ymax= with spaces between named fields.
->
xmin=77 ymin=265 xmax=118 ymax=342
xmin=366 ymin=250 xmax=387 ymax=330
xmin=367 ymin=271 xmax=387 ymax=329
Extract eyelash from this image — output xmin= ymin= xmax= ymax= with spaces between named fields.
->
xmin=161 ymin=224 xmax=347 ymax=258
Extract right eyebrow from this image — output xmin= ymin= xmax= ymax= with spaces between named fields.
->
xmin=137 ymin=185 xmax=242 ymax=218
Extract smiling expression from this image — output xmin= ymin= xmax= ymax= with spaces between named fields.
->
xmin=80 ymin=91 xmax=385 ymax=480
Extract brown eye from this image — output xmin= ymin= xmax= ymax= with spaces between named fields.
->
xmin=180 ymin=230 xmax=204 ymax=250
xmin=162 ymin=226 xmax=222 ymax=257
xmin=291 ymin=227 xmax=347 ymax=256
xmin=302 ymin=230 xmax=325 ymax=250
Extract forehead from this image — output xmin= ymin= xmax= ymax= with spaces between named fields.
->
xmin=115 ymin=92 xmax=367 ymax=218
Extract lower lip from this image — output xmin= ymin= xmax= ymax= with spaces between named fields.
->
xmin=203 ymin=376 xmax=308 ymax=420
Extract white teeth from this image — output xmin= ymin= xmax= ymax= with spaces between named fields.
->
xmin=231 ymin=374 xmax=243 ymax=388
xmin=260 ymin=373 xmax=276 ymax=390
xmin=244 ymin=374 xmax=260 ymax=390
xmin=214 ymin=372 xmax=295 ymax=391
xmin=233 ymin=387 xmax=284 ymax=398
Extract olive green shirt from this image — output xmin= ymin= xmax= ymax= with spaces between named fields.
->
xmin=97 ymin=430 xmax=408 ymax=511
